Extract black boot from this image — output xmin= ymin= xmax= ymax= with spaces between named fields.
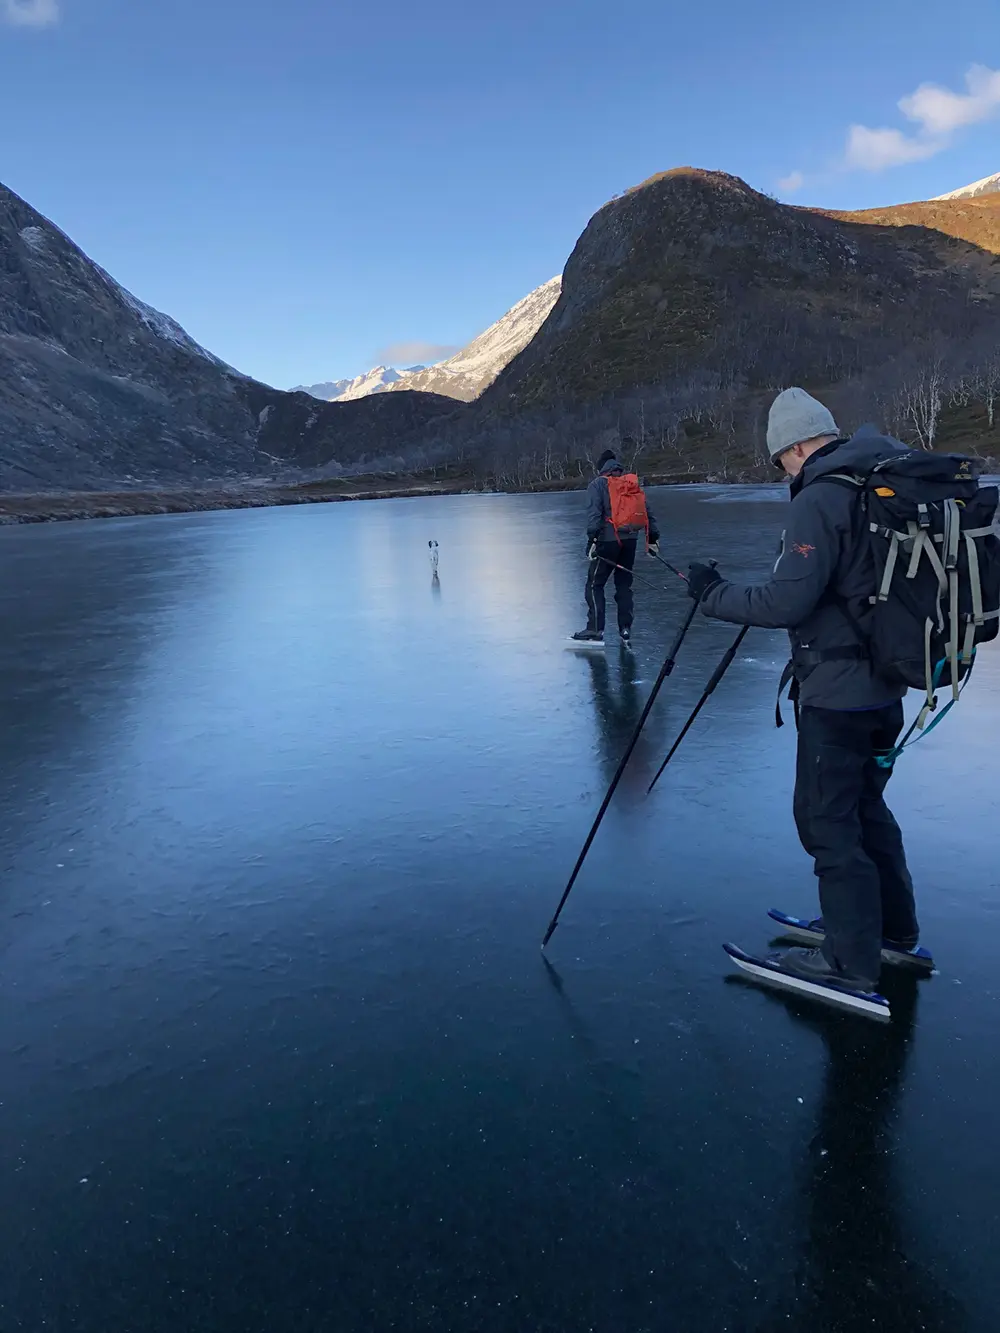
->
xmin=775 ymin=947 xmax=878 ymax=994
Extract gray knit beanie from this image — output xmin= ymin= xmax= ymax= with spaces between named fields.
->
xmin=767 ymin=388 xmax=839 ymax=464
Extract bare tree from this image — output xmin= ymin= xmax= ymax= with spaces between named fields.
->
xmin=975 ymin=353 xmax=1000 ymax=431
xmin=892 ymin=351 xmax=948 ymax=450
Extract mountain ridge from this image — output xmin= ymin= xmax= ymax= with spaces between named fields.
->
xmin=933 ymin=171 xmax=1000 ymax=201
xmin=298 ymin=276 xmax=561 ymax=405
xmin=0 ymin=180 xmax=463 ymax=488
xmin=3 ymin=168 xmax=999 ymax=495
xmin=460 ymin=168 xmax=999 ymax=481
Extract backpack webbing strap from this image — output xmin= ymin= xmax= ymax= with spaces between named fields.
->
xmin=962 ymin=618 xmax=977 ymax=671
xmin=966 ymin=532 xmax=983 ymax=628
xmin=944 ymin=500 xmax=962 ymax=701
xmin=905 ymin=524 xmax=948 ymax=590
xmin=876 ymin=654 xmax=977 ymax=769
xmin=948 ymin=568 xmax=961 ymax=701
xmin=877 ymin=523 xmax=944 ymax=716
xmin=877 ymin=528 xmax=902 ymax=600
xmin=961 ymin=528 xmax=1000 ymax=663
xmin=897 ymin=521 xmax=949 ymax=711
xmin=921 ymin=618 xmax=935 ymax=723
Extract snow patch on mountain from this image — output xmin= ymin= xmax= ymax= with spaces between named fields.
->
xmin=113 ymin=284 xmax=232 ymax=368
xmin=299 ymin=276 xmax=562 ymax=405
xmin=293 ymin=377 xmax=353 ymax=400
xmin=336 ymin=365 xmax=410 ymax=400
xmin=431 ymin=276 xmax=562 ymax=385
xmin=934 ymin=172 xmax=1000 ymax=201
xmin=294 ymin=365 xmax=426 ymax=401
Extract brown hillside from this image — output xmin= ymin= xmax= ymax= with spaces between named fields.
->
xmin=834 ymin=194 xmax=1000 ymax=258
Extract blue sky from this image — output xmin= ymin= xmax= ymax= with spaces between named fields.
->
xmin=2 ymin=0 xmax=998 ymax=389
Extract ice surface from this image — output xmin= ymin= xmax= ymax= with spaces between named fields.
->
xmin=0 ymin=487 xmax=996 ymax=1330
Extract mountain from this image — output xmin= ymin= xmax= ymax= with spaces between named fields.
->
xmin=294 ymin=365 xmax=427 ymax=401
xmin=300 ymin=276 xmax=561 ymax=406
xmin=483 ymin=169 xmax=1000 ymax=413
xmin=292 ymin=376 xmax=354 ymax=400
xmin=0 ymin=182 xmax=462 ymax=489
xmin=933 ymin=172 xmax=1000 ymax=201
xmin=381 ymin=277 xmax=562 ymax=401
xmin=444 ymin=169 xmax=1000 ymax=484
xmin=5 ymin=168 xmax=999 ymax=496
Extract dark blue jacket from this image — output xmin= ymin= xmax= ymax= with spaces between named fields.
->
xmin=699 ymin=430 xmax=911 ymax=709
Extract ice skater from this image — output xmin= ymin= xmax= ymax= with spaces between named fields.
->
xmin=570 ymin=448 xmax=660 ymax=648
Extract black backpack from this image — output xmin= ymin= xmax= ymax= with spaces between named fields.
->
xmin=822 ymin=450 xmax=1000 ymax=726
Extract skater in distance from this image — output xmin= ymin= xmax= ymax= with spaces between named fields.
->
xmin=688 ymin=389 xmax=922 ymax=998
xmin=571 ymin=446 xmax=661 ymax=648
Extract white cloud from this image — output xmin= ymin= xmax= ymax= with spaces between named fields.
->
xmin=777 ymin=171 xmax=805 ymax=195
xmin=844 ymin=125 xmax=941 ymax=172
xmin=900 ymin=64 xmax=1000 ymax=136
xmin=843 ymin=63 xmax=1000 ymax=173
xmin=2 ymin=0 xmax=58 ymax=26
xmin=373 ymin=340 xmax=459 ymax=366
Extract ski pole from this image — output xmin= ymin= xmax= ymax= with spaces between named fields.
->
xmin=646 ymin=625 xmax=750 ymax=796
xmin=541 ymin=597 xmax=701 ymax=949
xmin=649 ymin=550 xmax=688 ymax=583
xmin=596 ymin=554 xmax=663 ymax=589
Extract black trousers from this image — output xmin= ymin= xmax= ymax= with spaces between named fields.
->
xmin=794 ymin=702 xmax=918 ymax=982
xmin=585 ymin=539 xmax=636 ymax=633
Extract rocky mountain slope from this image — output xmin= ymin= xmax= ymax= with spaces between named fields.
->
xmin=481 ymin=169 xmax=1000 ymax=415
xmin=934 ymin=171 xmax=1000 ymax=201
xmin=0 ymin=182 xmax=461 ymax=489
xmin=299 ymin=276 xmax=561 ymax=405
xmin=4 ymin=168 xmax=999 ymax=496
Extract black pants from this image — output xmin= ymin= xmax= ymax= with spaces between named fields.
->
xmin=794 ymin=703 xmax=918 ymax=982
xmin=585 ymin=539 xmax=636 ymax=633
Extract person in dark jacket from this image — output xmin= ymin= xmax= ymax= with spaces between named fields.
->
xmin=571 ymin=448 xmax=661 ymax=646
xmin=686 ymin=388 xmax=919 ymax=994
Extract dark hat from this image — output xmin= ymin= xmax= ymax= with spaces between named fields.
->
xmin=597 ymin=449 xmax=617 ymax=467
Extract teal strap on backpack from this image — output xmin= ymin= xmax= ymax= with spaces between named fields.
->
xmin=876 ymin=655 xmax=976 ymax=769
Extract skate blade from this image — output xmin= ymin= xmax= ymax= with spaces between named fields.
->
xmin=724 ymin=943 xmax=891 ymax=1021
xmin=565 ymin=639 xmax=606 ymax=650
xmin=767 ymin=911 xmax=935 ymax=972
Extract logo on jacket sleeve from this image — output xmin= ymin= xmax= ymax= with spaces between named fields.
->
xmin=791 ymin=542 xmax=816 ymax=557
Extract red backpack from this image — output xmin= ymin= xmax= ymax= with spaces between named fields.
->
xmin=606 ymin=473 xmax=650 ymax=545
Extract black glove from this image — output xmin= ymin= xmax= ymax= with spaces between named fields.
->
xmin=687 ymin=561 xmax=722 ymax=602
xmin=587 ymin=539 xmax=598 ymax=561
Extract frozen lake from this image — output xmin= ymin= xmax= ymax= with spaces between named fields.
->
xmin=0 ymin=488 xmax=997 ymax=1331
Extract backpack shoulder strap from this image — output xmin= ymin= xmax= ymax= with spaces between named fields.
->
xmin=806 ymin=472 xmax=872 ymax=644
xmin=809 ymin=471 xmax=866 ymax=491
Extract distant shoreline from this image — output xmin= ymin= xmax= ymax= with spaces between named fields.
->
xmin=0 ymin=479 xmax=476 ymax=526
xmin=0 ymin=470 xmax=759 ymax=526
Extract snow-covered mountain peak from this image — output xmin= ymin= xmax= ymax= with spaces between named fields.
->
xmin=933 ymin=172 xmax=1000 ymax=202
xmin=298 ymin=275 xmax=562 ymax=405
